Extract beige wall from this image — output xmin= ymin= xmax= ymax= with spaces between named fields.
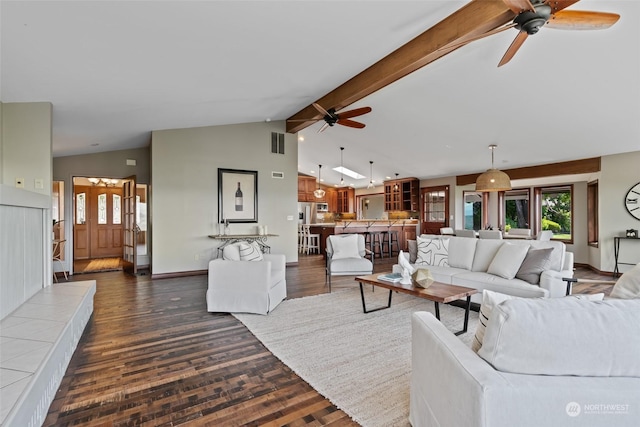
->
xmin=151 ymin=121 xmax=298 ymax=275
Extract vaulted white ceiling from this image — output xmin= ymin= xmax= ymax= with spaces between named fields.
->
xmin=2 ymin=1 xmax=638 ymax=188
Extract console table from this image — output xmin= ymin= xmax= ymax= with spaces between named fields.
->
xmin=208 ymin=234 xmax=278 ymax=257
xmin=613 ymin=236 xmax=640 ymax=277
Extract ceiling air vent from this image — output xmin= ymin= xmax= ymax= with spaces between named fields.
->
xmin=271 ymin=132 xmax=285 ymax=154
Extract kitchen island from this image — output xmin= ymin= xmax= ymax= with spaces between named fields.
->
xmin=308 ymin=219 xmax=419 ymax=257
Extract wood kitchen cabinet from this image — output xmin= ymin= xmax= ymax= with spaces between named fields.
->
xmin=384 ymin=178 xmax=419 ymax=211
xmin=336 ymin=188 xmax=355 ymax=213
xmin=298 ymin=175 xmax=325 ymax=202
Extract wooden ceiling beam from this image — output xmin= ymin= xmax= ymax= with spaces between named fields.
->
xmin=286 ymin=0 xmax=515 ymax=133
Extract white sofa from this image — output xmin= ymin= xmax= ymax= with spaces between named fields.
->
xmin=410 ymin=297 xmax=640 ymax=427
xmin=207 ymin=242 xmax=286 ymax=315
xmin=397 ymin=236 xmax=573 ymax=304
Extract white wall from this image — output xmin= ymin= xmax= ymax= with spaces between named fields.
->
xmin=599 ymin=151 xmax=640 ymax=273
xmin=151 ymin=121 xmax=298 ymax=275
xmin=0 ymin=102 xmax=53 ymax=319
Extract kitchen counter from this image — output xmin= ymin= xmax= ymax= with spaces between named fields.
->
xmin=308 ymin=219 xmax=419 ymax=257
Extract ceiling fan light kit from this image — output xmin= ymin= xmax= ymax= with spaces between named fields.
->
xmin=476 ymin=144 xmax=512 ymax=192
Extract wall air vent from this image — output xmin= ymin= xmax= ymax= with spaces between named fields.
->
xmin=271 ymin=171 xmax=284 ymax=179
xmin=271 ymin=132 xmax=285 ymax=154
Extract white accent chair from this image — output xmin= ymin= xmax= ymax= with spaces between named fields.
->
xmin=454 ymin=229 xmax=476 ymax=238
xmin=439 ymin=227 xmax=454 ymax=236
xmin=325 ymin=234 xmax=373 ymax=292
xmin=536 ymin=230 xmax=553 ymax=241
xmin=207 ymin=243 xmax=286 ymax=315
xmin=478 ymin=230 xmax=503 ymax=239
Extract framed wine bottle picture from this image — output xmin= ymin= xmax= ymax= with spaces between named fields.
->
xmin=218 ymin=168 xmax=258 ymax=223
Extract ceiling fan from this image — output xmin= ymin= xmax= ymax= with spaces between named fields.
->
xmin=444 ymin=0 xmax=620 ymax=67
xmin=289 ymin=103 xmax=372 ymax=133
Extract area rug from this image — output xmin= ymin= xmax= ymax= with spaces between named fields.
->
xmin=233 ymin=285 xmax=479 ymax=427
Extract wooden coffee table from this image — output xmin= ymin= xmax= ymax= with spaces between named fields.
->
xmin=354 ymin=274 xmax=478 ymax=335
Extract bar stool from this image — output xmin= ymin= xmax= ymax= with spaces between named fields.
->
xmin=362 ymin=231 xmax=373 ymax=253
xmin=379 ymin=230 xmax=390 ymax=258
xmin=387 ymin=230 xmax=400 ymax=257
xmin=303 ymin=224 xmax=320 ymax=254
xmin=370 ymin=231 xmax=384 ymax=259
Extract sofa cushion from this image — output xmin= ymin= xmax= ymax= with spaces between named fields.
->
xmin=446 ymin=237 xmax=477 ymax=270
xmin=407 ymin=239 xmax=417 ymax=263
xmin=478 ymin=297 xmax=639 ymax=377
xmin=526 ymin=240 xmax=565 ymax=271
xmin=515 ymin=247 xmax=553 ymax=284
xmin=487 ymin=242 xmax=529 ymax=279
xmin=329 ymin=234 xmax=361 ymax=259
xmin=471 ymin=290 xmax=603 ymax=353
xmin=470 ymin=239 xmax=503 ymax=272
xmin=610 ymin=262 xmax=640 ymax=299
xmin=415 ymin=237 xmax=449 ymax=266
xmin=239 ymin=241 xmax=264 ymax=261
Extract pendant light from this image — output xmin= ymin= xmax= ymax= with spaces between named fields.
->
xmin=339 ymin=147 xmax=345 ymax=186
xmin=393 ymin=173 xmax=399 ymax=191
xmin=475 ymin=144 xmax=512 ymax=192
xmin=314 ymin=165 xmax=326 ymax=198
xmin=367 ymin=161 xmax=374 ymax=189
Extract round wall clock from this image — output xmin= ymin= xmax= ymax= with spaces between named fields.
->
xmin=625 ymin=182 xmax=640 ymax=220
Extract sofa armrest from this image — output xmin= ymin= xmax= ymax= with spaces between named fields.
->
xmin=262 ymin=253 xmax=285 ymax=273
xmin=540 ymin=269 xmax=574 ymax=298
xmin=208 ymin=259 xmax=271 ymax=292
xmin=410 ymin=312 xmax=506 ymax=427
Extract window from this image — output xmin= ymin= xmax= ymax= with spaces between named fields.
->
xmin=463 ymin=191 xmax=485 ymax=230
xmin=501 ymin=189 xmax=530 ymax=231
xmin=113 ymin=194 xmax=122 ymax=225
xmin=588 ymin=180 xmax=598 ymax=246
xmin=76 ymin=192 xmax=86 ymax=224
xmin=535 ymin=185 xmax=573 ymax=242
xmin=98 ymin=193 xmax=107 ymax=224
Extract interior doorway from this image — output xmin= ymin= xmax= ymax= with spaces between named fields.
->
xmin=71 ymin=177 xmax=149 ymax=274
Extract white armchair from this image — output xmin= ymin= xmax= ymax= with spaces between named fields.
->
xmin=325 ymin=234 xmax=373 ymax=292
xmin=207 ymin=243 xmax=286 ymax=315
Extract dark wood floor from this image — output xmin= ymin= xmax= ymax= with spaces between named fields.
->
xmin=44 ymin=254 xmax=614 ymax=426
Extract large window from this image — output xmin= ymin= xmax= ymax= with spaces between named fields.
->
xmin=501 ymin=189 xmax=530 ymax=231
xmin=463 ymin=191 xmax=486 ymax=231
xmin=535 ymin=185 xmax=573 ymax=242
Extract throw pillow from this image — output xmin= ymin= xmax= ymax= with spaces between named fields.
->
xmin=238 ymin=241 xmax=264 ymax=261
xmin=472 ymin=290 xmax=516 ymax=352
xmin=487 ymin=242 xmax=529 ymax=280
xmin=330 ymin=234 xmax=361 ymax=259
xmin=447 ymin=237 xmax=477 ymax=270
xmin=610 ymin=262 xmax=640 ymax=299
xmin=222 ymin=242 xmax=242 ymax=261
xmin=515 ymin=247 xmax=554 ymax=284
xmin=415 ymin=236 xmax=449 ymax=266
xmin=472 ymin=290 xmax=604 ymax=353
xmin=408 ymin=239 xmax=417 ymax=263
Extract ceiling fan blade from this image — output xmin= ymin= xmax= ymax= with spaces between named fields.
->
xmin=437 ymin=22 xmax=517 ymax=53
xmin=312 ymin=103 xmax=331 ymax=117
xmin=337 ymin=119 xmax=366 ymax=129
xmin=336 ymin=106 xmax=372 ymax=120
xmin=317 ymin=122 xmax=330 ymax=133
xmin=498 ymin=30 xmax=529 ymax=67
xmin=546 ymin=10 xmax=620 ymax=30
xmin=502 ymin=0 xmax=535 ymax=14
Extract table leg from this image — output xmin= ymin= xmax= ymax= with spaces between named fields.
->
xmin=614 ymin=237 xmax=621 ymax=278
xmin=454 ymin=296 xmax=472 ymax=336
xmin=434 ymin=301 xmax=440 ymax=320
xmin=359 ymin=283 xmax=393 ymax=313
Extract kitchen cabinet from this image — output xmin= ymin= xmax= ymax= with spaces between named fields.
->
xmin=384 ymin=178 xmax=419 ymax=211
xmin=298 ymin=175 xmax=325 ymax=202
xmin=336 ymin=188 xmax=355 ymax=213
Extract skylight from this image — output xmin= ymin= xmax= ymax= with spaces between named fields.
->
xmin=332 ymin=166 xmax=365 ymax=180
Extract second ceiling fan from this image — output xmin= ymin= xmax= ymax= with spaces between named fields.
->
xmin=289 ymin=103 xmax=372 ymax=133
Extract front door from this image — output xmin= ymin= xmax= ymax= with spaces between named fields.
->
xmin=420 ymin=186 xmax=450 ymax=235
xmin=73 ymin=182 xmax=123 ymax=259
